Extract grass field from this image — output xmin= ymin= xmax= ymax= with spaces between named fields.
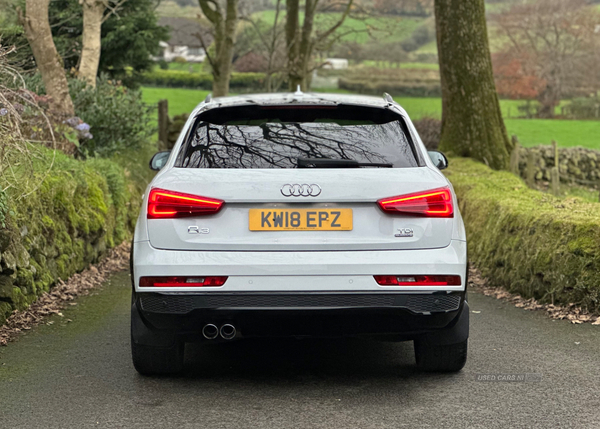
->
xmin=503 ymin=119 xmax=600 ymax=148
xmin=167 ymin=62 xmax=205 ymax=73
xmin=414 ymin=39 xmax=438 ymax=55
xmin=141 ymin=86 xmax=600 ymax=150
xmin=254 ymin=10 xmax=423 ymax=44
xmin=141 ymin=87 xmax=211 ymax=116
xmin=157 ymin=5 xmax=425 ymax=45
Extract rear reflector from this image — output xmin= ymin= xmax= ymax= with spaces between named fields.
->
xmin=377 ymin=187 xmax=453 ymax=218
xmin=139 ymin=276 xmax=228 ymax=287
xmin=374 ymin=275 xmax=461 ymax=286
xmin=147 ymin=188 xmax=223 ymax=219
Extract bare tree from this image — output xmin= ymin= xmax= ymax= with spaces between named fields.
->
xmin=198 ymin=0 xmax=238 ymax=97
xmin=435 ymin=0 xmax=511 ymax=170
xmin=239 ymin=0 xmax=286 ymax=92
xmin=285 ymin=0 xmax=354 ymax=91
xmin=492 ymin=0 xmax=600 ymax=118
xmin=20 ymin=0 xmax=75 ymax=116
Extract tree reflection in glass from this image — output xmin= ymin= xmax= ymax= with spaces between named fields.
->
xmin=179 ymin=121 xmax=418 ymax=169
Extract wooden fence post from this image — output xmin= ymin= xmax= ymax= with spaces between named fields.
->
xmin=551 ymin=169 xmax=560 ymax=196
xmin=526 ymin=150 xmax=536 ymax=188
xmin=158 ymin=99 xmax=169 ymax=151
xmin=551 ymin=140 xmax=560 ymax=196
xmin=510 ymin=135 xmax=520 ymax=176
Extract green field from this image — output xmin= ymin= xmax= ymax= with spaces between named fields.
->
xmin=253 ymin=10 xmax=423 ymax=44
xmin=141 ymin=86 xmax=600 ymax=150
xmin=414 ymin=39 xmax=438 ymax=55
xmin=141 ymin=87 xmax=211 ymax=116
xmin=503 ymin=119 xmax=600 ymax=148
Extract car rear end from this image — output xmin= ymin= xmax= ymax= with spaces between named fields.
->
xmin=131 ymin=93 xmax=468 ymax=375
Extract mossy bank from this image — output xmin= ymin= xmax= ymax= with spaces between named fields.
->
xmin=0 ymin=147 xmax=143 ymax=325
xmin=446 ymin=158 xmax=600 ymax=312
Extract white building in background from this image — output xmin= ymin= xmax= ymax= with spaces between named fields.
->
xmin=322 ymin=58 xmax=349 ymax=70
xmin=158 ymin=41 xmax=206 ymax=63
xmin=156 ymin=17 xmax=212 ymax=63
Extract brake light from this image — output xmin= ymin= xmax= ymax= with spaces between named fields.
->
xmin=147 ymin=188 xmax=223 ymax=219
xmin=139 ymin=276 xmax=228 ymax=287
xmin=374 ymin=275 xmax=461 ymax=286
xmin=377 ymin=187 xmax=453 ymax=217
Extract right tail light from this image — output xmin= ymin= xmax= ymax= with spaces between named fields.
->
xmin=377 ymin=187 xmax=453 ymax=218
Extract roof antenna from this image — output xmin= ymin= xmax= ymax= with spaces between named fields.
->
xmin=294 ymin=85 xmax=303 ymax=96
xmin=204 ymin=93 xmax=212 ymax=103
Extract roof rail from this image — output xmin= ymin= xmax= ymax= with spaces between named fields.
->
xmin=383 ymin=93 xmax=394 ymax=103
xmin=204 ymin=93 xmax=212 ymax=103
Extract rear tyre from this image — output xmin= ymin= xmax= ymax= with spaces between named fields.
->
xmin=131 ymin=338 xmax=184 ymax=376
xmin=414 ymin=339 xmax=467 ymax=372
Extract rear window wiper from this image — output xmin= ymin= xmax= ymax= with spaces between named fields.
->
xmin=297 ymin=158 xmax=393 ymax=168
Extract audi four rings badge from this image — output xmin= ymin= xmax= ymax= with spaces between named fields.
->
xmin=280 ymin=184 xmax=322 ymax=197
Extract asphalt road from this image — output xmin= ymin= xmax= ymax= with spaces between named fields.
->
xmin=1 ymin=271 xmax=599 ymax=429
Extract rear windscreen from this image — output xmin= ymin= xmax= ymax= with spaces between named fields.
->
xmin=175 ymin=105 xmax=421 ymax=169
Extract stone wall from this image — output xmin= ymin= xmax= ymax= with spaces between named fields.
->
xmin=447 ymin=158 xmax=600 ymax=313
xmin=517 ymin=145 xmax=600 ymax=186
xmin=0 ymin=148 xmax=141 ymax=325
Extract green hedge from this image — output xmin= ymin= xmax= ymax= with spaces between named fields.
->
xmin=140 ymin=69 xmax=267 ymax=91
xmin=446 ymin=158 xmax=600 ymax=312
xmin=338 ymin=77 xmax=441 ymax=97
xmin=0 ymin=147 xmax=142 ymax=324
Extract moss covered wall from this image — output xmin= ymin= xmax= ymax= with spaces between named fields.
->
xmin=446 ymin=158 xmax=600 ymax=312
xmin=517 ymin=145 xmax=600 ymax=186
xmin=0 ymin=148 xmax=141 ymax=325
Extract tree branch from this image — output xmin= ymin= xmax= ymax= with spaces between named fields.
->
xmin=102 ymin=0 xmax=128 ymax=23
xmin=195 ymin=29 xmax=215 ymax=69
xmin=315 ymin=0 xmax=354 ymax=42
xmin=199 ymin=0 xmax=222 ymax=26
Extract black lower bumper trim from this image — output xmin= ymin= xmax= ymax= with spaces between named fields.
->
xmin=139 ymin=292 xmax=462 ymax=315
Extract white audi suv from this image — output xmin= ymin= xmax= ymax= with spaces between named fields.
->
xmin=131 ymin=92 xmax=468 ymax=375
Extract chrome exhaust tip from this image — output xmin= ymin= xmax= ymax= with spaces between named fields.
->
xmin=202 ymin=324 xmax=219 ymax=340
xmin=220 ymin=324 xmax=236 ymax=340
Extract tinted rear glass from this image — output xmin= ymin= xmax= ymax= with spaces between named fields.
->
xmin=175 ymin=105 xmax=420 ymax=169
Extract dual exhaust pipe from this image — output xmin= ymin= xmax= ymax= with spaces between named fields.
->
xmin=202 ymin=323 xmax=236 ymax=340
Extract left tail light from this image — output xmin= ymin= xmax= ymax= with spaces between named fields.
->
xmin=139 ymin=276 xmax=228 ymax=287
xmin=147 ymin=188 xmax=223 ymax=219
xmin=377 ymin=187 xmax=453 ymax=218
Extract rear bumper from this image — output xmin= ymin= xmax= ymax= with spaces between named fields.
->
xmin=132 ymin=291 xmax=468 ymax=343
xmin=133 ymin=239 xmax=467 ymax=293
xmin=131 ymin=240 xmax=468 ymax=343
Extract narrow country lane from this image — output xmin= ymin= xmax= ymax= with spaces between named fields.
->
xmin=1 ymin=271 xmax=599 ymax=429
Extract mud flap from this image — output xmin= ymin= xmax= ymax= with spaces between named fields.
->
xmin=131 ymin=302 xmax=177 ymax=348
xmin=419 ymin=301 xmax=469 ymax=346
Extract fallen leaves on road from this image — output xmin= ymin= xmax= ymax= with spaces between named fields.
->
xmin=0 ymin=242 xmax=130 ymax=346
xmin=468 ymin=265 xmax=600 ymax=326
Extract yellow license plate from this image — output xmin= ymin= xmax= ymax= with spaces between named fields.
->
xmin=249 ymin=209 xmax=353 ymax=231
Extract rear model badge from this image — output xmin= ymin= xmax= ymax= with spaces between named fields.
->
xmin=188 ymin=226 xmax=210 ymax=234
xmin=395 ymin=228 xmax=414 ymax=238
